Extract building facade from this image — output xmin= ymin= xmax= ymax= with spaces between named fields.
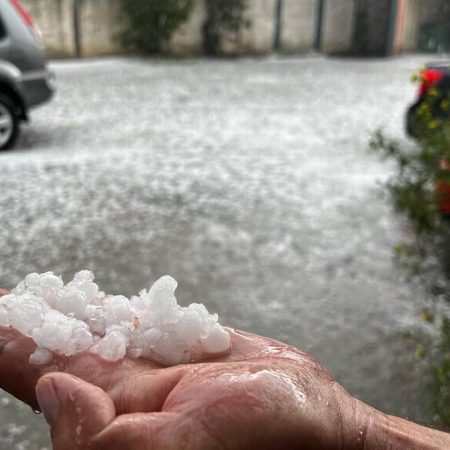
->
xmin=20 ymin=0 xmax=448 ymax=58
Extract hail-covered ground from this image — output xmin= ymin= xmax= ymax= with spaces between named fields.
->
xmin=0 ymin=55 xmax=441 ymax=448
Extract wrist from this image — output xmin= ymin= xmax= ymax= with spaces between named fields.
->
xmin=369 ymin=414 xmax=450 ymax=450
xmin=343 ymin=395 xmax=450 ymax=450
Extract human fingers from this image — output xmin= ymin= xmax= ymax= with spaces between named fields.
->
xmin=36 ymin=373 xmax=116 ymax=450
xmin=0 ymin=288 xmax=9 ymax=297
xmin=108 ymin=366 xmax=184 ymax=415
xmin=0 ymin=326 xmax=254 ymax=409
xmin=0 ymin=325 xmax=153 ymax=409
xmin=0 ymin=325 xmax=111 ymax=409
xmin=105 ymin=361 xmax=313 ymax=450
xmin=0 ymin=328 xmax=48 ymax=409
xmin=93 ymin=411 xmax=216 ymax=450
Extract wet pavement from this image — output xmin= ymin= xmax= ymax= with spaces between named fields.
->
xmin=0 ymin=54 xmax=442 ymax=448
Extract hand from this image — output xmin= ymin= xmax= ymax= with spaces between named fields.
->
xmin=36 ymin=346 xmax=354 ymax=450
xmin=2 ymin=290 xmax=450 ymax=450
xmin=0 ymin=289 xmax=355 ymax=449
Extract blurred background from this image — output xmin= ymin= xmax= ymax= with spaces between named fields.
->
xmin=20 ymin=0 xmax=450 ymax=58
xmin=0 ymin=0 xmax=449 ymax=448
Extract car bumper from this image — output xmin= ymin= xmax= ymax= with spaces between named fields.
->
xmin=20 ymin=68 xmax=55 ymax=109
xmin=406 ymin=101 xmax=421 ymax=138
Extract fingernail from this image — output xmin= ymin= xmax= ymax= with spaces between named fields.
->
xmin=36 ymin=379 xmax=60 ymax=426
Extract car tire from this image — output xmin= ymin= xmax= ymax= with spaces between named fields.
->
xmin=0 ymin=93 xmax=19 ymax=151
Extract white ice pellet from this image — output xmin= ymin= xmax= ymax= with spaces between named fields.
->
xmin=57 ymin=291 xmax=87 ymax=319
xmin=149 ymin=276 xmax=177 ymax=307
xmin=41 ymin=273 xmax=63 ymax=290
xmin=152 ymin=332 xmax=190 ymax=365
xmin=29 ymin=348 xmax=53 ymax=365
xmin=176 ymin=311 xmax=203 ymax=346
xmin=0 ymin=271 xmax=231 ymax=366
xmin=40 ymin=272 xmax=64 ymax=307
xmin=11 ymin=281 xmax=25 ymax=295
xmin=78 ymin=282 xmax=99 ymax=301
xmin=189 ymin=303 xmax=210 ymax=321
xmin=7 ymin=295 xmax=48 ymax=337
xmin=141 ymin=327 xmax=162 ymax=345
xmin=104 ymin=296 xmax=133 ymax=326
xmin=70 ymin=325 xmax=95 ymax=353
xmin=95 ymin=331 xmax=128 ymax=361
xmin=24 ymin=273 xmax=40 ymax=287
xmin=85 ymin=305 xmax=107 ymax=335
xmin=151 ymin=275 xmax=178 ymax=295
xmin=32 ymin=310 xmax=75 ymax=352
xmin=200 ymin=326 xmax=231 ymax=354
xmin=74 ymin=270 xmax=95 ymax=282
xmin=128 ymin=327 xmax=160 ymax=359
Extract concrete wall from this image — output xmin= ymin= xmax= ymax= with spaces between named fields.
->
xmin=351 ymin=0 xmax=448 ymax=55
xmin=22 ymin=0 xmax=75 ymax=57
xmin=238 ymin=0 xmax=276 ymax=54
xmin=401 ymin=0 xmax=449 ymax=52
xmin=353 ymin=0 xmax=394 ymax=56
xmin=414 ymin=0 xmax=448 ymax=24
xmin=22 ymin=0 xmax=122 ymax=57
xmin=281 ymin=0 xmax=316 ymax=52
xmin=322 ymin=0 xmax=356 ymax=53
xmin=79 ymin=0 xmax=121 ymax=57
xmin=171 ymin=0 xmax=206 ymax=55
xmin=402 ymin=0 xmax=420 ymax=52
xmin=21 ymin=0 xmax=358 ymax=58
xmin=393 ymin=0 xmax=408 ymax=54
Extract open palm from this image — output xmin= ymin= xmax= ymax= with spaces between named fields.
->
xmin=0 ymin=289 xmax=354 ymax=449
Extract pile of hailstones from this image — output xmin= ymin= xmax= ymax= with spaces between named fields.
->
xmin=0 ymin=271 xmax=231 ymax=366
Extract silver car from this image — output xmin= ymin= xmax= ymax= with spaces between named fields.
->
xmin=0 ymin=0 xmax=54 ymax=150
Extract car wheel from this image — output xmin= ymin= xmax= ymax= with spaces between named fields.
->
xmin=0 ymin=93 xmax=19 ymax=151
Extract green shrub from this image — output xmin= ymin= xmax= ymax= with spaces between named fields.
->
xmin=431 ymin=318 xmax=450 ymax=428
xmin=371 ymin=73 xmax=450 ymax=234
xmin=118 ymin=0 xmax=194 ymax=54
xmin=371 ymin=70 xmax=450 ymax=428
xmin=202 ymin=0 xmax=247 ymax=55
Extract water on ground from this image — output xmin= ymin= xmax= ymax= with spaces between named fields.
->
xmin=0 ymin=55 xmax=442 ymax=448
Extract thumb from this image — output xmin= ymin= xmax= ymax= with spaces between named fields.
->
xmin=36 ymin=373 xmax=116 ymax=450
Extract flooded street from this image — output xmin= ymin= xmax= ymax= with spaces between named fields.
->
xmin=0 ymin=55 xmax=438 ymax=447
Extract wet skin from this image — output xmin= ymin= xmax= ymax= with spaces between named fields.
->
xmin=0 ymin=289 xmax=449 ymax=449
